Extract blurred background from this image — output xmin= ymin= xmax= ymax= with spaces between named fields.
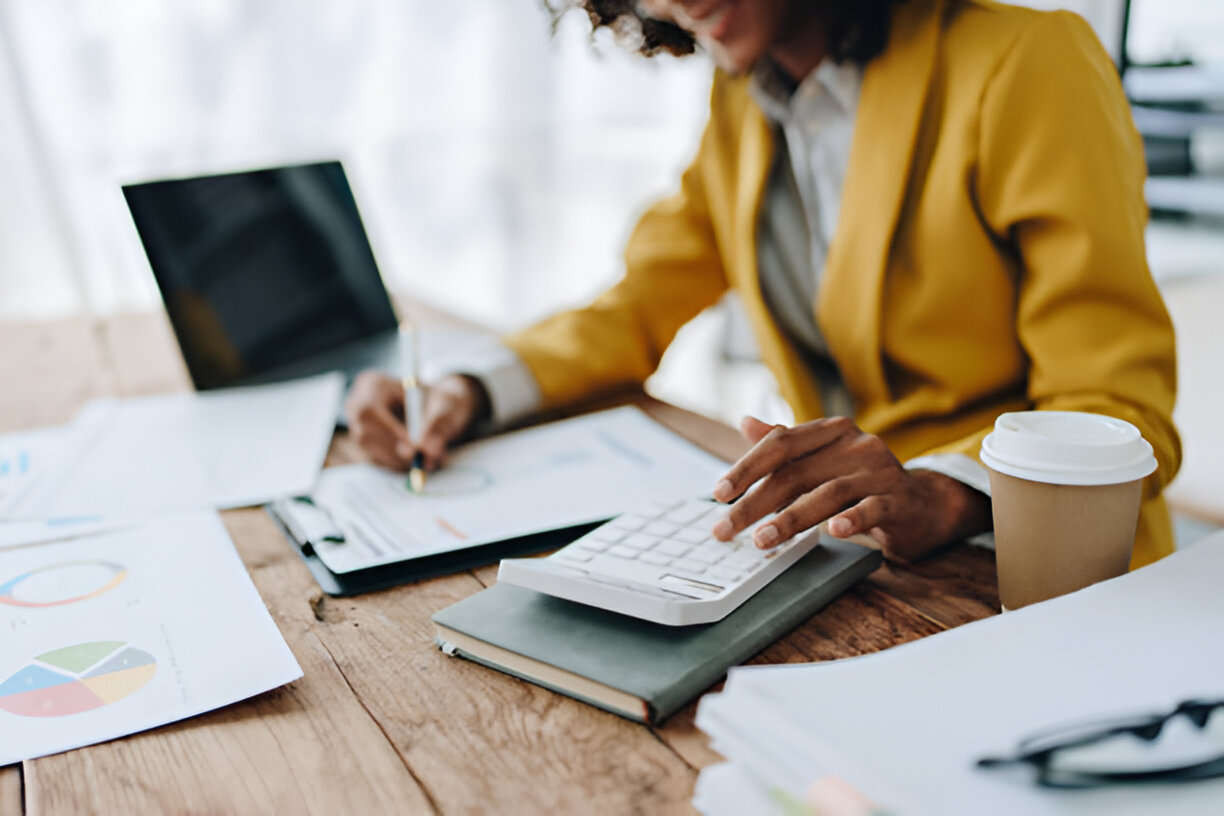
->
xmin=3 ymin=1 xmax=1221 ymax=325
xmin=0 ymin=1 xmax=1221 ymax=528
xmin=0 ymin=0 xmax=710 ymax=327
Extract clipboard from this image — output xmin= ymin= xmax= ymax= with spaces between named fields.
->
xmin=264 ymin=406 xmax=729 ymax=596
xmin=267 ymin=498 xmax=599 ymax=596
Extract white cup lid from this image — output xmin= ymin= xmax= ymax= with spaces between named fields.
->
xmin=980 ymin=411 xmax=1157 ymax=486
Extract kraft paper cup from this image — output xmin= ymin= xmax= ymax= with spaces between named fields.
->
xmin=980 ymin=412 xmax=1157 ymax=611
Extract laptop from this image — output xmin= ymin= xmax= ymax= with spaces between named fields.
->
xmin=123 ymin=161 xmax=402 ymax=410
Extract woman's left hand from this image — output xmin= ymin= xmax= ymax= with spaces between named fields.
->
xmin=711 ymin=416 xmax=991 ymax=562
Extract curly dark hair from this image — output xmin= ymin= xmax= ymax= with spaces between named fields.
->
xmin=551 ymin=0 xmax=910 ymax=65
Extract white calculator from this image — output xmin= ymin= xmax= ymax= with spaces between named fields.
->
xmin=497 ymin=497 xmax=824 ymax=626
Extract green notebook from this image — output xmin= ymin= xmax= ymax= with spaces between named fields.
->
xmin=432 ymin=538 xmax=882 ymax=725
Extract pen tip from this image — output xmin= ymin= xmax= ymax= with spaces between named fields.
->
xmin=409 ymin=468 xmax=426 ymax=494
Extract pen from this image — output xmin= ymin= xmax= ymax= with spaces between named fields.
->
xmin=399 ymin=323 xmax=427 ymax=493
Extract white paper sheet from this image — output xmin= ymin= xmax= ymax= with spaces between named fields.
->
xmin=10 ymin=374 xmax=342 ymax=519
xmin=0 ymin=425 xmax=88 ymax=518
xmin=0 ymin=511 xmax=302 ymax=766
xmin=294 ymin=406 xmax=729 ymax=574
xmin=696 ymin=534 xmax=1224 ymax=815
xmin=0 ymin=518 xmax=136 ymax=551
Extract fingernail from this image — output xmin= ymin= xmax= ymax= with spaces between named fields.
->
xmin=755 ymin=524 xmax=779 ymax=547
xmin=830 ymin=517 xmax=851 ymax=537
xmin=713 ymin=479 xmax=734 ymax=501
xmin=712 ymin=518 xmax=733 ymax=540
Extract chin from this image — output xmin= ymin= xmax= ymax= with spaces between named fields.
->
xmin=701 ymin=38 xmax=761 ymax=75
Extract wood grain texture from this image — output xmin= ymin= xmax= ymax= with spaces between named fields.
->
xmin=864 ymin=546 xmax=1000 ymax=628
xmin=0 ymin=767 xmax=21 ymax=816
xmin=0 ymin=319 xmax=110 ymax=430
xmin=22 ymin=510 xmax=434 ymax=816
xmin=94 ymin=312 xmax=191 ymax=398
xmin=305 ymin=568 xmax=700 ymax=814
xmin=2 ymin=312 xmax=1003 ymax=815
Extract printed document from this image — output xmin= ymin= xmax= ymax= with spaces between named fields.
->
xmin=0 ymin=511 xmax=301 ymax=765
xmin=8 ymin=374 xmax=342 ymax=519
xmin=295 ymin=406 xmax=729 ymax=574
xmin=695 ymin=535 xmax=1224 ymax=815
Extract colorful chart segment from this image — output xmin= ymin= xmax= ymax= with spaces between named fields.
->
xmin=0 ymin=641 xmax=156 ymax=718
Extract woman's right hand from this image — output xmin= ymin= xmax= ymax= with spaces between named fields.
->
xmin=344 ymin=371 xmax=489 ymax=472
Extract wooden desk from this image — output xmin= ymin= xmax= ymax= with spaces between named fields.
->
xmin=0 ymin=313 xmax=999 ymax=815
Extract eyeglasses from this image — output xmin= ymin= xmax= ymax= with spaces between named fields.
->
xmin=976 ymin=699 xmax=1224 ymax=789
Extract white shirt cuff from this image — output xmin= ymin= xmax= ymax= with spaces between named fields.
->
xmin=904 ymin=452 xmax=995 ymax=549
xmin=425 ymin=343 xmax=541 ymax=431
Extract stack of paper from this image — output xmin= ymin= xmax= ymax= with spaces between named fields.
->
xmin=695 ymin=534 xmax=1224 ymax=815
xmin=0 ymin=375 xmax=342 ymax=764
xmin=2 ymin=373 xmax=342 ymax=520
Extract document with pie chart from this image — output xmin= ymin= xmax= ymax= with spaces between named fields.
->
xmin=0 ymin=511 xmax=301 ymax=765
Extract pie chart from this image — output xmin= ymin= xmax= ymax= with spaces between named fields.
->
xmin=0 ymin=641 xmax=156 ymax=718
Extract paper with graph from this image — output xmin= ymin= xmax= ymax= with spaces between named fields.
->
xmin=0 ymin=511 xmax=301 ymax=765
xmin=292 ymin=406 xmax=728 ymax=574
xmin=8 ymin=373 xmax=342 ymax=520
xmin=0 ymin=424 xmax=87 ymax=518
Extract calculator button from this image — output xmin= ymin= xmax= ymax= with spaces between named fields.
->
xmin=558 ymin=549 xmax=593 ymax=563
xmin=660 ymin=574 xmax=725 ymax=597
xmin=611 ymin=514 xmax=650 ymax=531
xmin=638 ymin=501 xmax=678 ymax=519
xmin=643 ymin=521 xmax=680 ymax=538
xmin=639 ymin=552 xmax=673 ymax=566
xmin=654 ymin=539 xmax=692 ymax=558
xmin=708 ymin=565 xmax=747 ymax=582
xmin=688 ymin=544 xmax=730 ymax=565
xmin=724 ymin=553 xmax=762 ymax=570
xmin=622 ymin=533 xmax=661 ymax=551
xmin=591 ymin=528 xmax=627 ymax=545
xmin=673 ymin=526 xmax=710 ymax=545
xmin=672 ymin=558 xmax=708 ymax=574
xmin=666 ymin=502 xmax=714 ymax=526
xmin=733 ymin=532 xmax=759 ymax=547
xmin=576 ymin=538 xmax=610 ymax=553
xmin=608 ymin=545 xmax=640 ymax=559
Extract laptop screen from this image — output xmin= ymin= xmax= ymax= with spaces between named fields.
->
xmin=123 ymin=161 xmax=399 ymax=389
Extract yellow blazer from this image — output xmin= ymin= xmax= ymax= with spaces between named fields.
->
xmin=504 ymin=0 xmax=1181 ymax=566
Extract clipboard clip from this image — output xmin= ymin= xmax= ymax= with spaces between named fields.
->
xmin=269 ymin=496 xmax=346 ymax=556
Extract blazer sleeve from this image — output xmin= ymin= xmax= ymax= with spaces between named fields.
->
xmin=500 ymin=88 xmax=731 ymax=410
xmin=922 ymin=10 xmax=1181 ymax=499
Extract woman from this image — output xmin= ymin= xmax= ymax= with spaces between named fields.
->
xmin=347 ymin=0 xmax=1180 ymax=567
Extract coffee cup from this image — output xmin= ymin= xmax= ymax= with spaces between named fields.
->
xmin=980 ymin=411 xmax=1157 ymax=611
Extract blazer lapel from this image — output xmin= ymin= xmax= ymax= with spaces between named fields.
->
xmin=817 ymin=0 xmax=944 ymax=410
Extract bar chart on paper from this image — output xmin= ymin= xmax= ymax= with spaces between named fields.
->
xmin=0 ymin=448 xmax=30 ymax=476
xmin=0 ymin=422 xmax=84 ymax=518
xmin=0 ymin=641 xmax=157 ymax=718
xmin=0 ymin=442 xmax=35 ymax=516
